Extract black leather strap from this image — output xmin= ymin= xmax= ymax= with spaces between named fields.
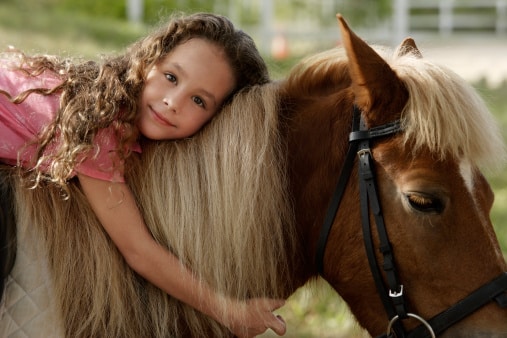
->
xmin=316 ymin=107 xmax=403 ymax=274
xmin=315 ymin=106 xmax=361 ymax=274
xmin=349 ymin=120 xmax=402 ymax=142
xmin=357 ymin=115 xmax=407 ymax=337
xmin=406 ymin=273 xmax=507 ymax=338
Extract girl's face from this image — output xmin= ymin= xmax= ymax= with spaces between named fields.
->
xmin=137 ymin=38 xmax=236 ymax=140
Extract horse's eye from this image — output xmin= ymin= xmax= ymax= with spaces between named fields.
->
xmin=405 ymin=193 xmax=444 ymax=214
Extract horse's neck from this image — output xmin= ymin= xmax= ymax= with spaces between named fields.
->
xmin=284 ymin=95 xmax=353 ymax=278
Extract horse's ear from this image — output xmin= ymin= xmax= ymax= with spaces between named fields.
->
xmin=337 ymin=14 xmax=407 ymax=122
xmin=395 ymin=37 xmax=422 ymax=58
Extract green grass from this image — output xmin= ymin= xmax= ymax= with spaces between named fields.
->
xmin=1 ymin=4 xmax=506 ymax=337
xmin=479 ymin=80 xmax=507 ymax=252
xmin=0 ymin=1 xmax=147 ymax=58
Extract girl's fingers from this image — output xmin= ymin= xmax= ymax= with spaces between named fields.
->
xmin=268 ymin=313 xmax=286 ymax=336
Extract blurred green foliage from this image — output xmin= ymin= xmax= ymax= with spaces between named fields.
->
xmin=482 ymin=81 xmax=507 ymax=253
xmin=0 ymin=0 xmax=392 ymax=26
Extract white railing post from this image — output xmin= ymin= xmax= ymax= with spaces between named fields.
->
xmin=260 ymin=0 xmax=273 ymax=56
xmin=126 ymin=0 xmax=143 ymax=24
xmin=439 ymin=0 xmax=454 ymax=35
xmin=392 ymin=0 xmax=409 ymax=46
xmin=497 ymin=0 xmax=507 ymax=34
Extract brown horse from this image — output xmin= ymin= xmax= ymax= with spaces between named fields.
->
xmin=1 ymin=15 xmax=507 ymax=338
xmin=277 ymin=16 xmax=507 ymax=337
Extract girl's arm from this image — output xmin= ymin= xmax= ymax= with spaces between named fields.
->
xmin=77 ymin=173 xmax=286 ymax=337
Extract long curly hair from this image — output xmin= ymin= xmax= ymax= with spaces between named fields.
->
xmin=2 ymin=12 xmax=269 ymax=189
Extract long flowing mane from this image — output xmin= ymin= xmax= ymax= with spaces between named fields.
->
xmin=14 ymin=83 xmax=296 ymax=337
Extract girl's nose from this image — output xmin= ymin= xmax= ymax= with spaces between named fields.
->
xmin=163 ymin=96 xmax=176 ymax=112
xmin=163 ymin=93 xmax=182 ymax=113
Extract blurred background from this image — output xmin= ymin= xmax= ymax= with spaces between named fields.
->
xmin=0 ymin=0 xmax=505 ymax=337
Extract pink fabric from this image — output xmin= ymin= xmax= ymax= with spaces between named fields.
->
xmin=0 ymin=61 xmax=140 ymax=182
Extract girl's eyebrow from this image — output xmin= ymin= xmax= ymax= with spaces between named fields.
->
xmin=170 ymin=62 xmax=217 ymax=108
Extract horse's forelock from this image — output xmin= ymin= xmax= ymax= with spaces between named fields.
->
xmin=389 ymin=54 xmax=506 ymax=171
xmin=284 ymin=45 xmax=505 ymax=171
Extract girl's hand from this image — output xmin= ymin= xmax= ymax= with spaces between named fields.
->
xmin=224 ymin=298 xmax=287 ymax=338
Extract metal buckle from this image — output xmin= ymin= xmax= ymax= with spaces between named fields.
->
xmin=357 ymin=148 xmax=371 ymax=158
xmin=389 ymin=285 xmax=404 ymax=298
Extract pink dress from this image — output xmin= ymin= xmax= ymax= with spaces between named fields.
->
xmin=0 ymin=62 xmax=140 ymax=182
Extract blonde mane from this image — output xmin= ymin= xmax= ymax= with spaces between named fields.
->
xmin=387 ymin=49 xmax=505 ymax=171
xmin=15 ymin=83 xmax=295 ymax=337
xmin=286 ymin=45 xmax=505 ymax=171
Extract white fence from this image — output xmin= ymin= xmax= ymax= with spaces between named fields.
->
xmin=239 ymin=0 xmax=507 ymax=57
xmin=393 ymin=0 xmax=507 ymax=42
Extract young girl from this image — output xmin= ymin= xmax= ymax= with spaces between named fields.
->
xmin=0 ymin=12 xmax=286 ymax=337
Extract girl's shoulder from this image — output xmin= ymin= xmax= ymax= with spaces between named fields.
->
xmin=0 ymin=63 xmax=62 ymax=96
xmin=0 ymin=60 xmax=62 ymax=135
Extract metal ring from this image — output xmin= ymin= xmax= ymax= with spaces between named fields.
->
xmin=386 ymin=313 xmax=435 ymax=338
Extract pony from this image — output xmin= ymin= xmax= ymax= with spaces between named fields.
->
xmin=1 ymin=15 xmax=507 ymax=337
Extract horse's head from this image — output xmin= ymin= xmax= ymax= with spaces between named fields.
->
xmin=282 ymin=15 xmax=507 ymax=337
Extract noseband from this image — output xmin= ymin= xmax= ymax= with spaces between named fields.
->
xmin=315 ymin=105 xmax=507 ymax=338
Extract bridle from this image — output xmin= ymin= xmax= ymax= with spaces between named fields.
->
xmin=315 ymin=105 xmax=507 ymax=337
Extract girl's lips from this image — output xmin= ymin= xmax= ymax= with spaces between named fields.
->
xmin=150 ymin=107 xmax=175 ymax=127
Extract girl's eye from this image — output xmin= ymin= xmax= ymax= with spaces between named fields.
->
xmin=192 ymin=96 xmax=205 ymax=108
xmin=165 ymin=73 xmax=177 ymax=83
